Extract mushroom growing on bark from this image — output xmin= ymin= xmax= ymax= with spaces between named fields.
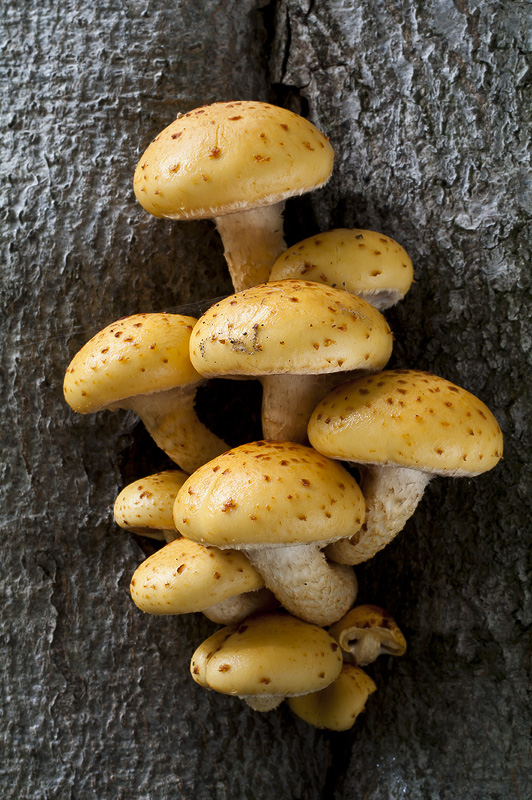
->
xmin=133 ymin=101 xmax=334 ymax=292
xmin=287 ymin=663 xmax=376 ymax=730
xmin=63 ymin=313 xmax=228 ymax=474
xmin=173 ymin=441 xmax=364 ymax=627
xmin=308 ymin=369 xmax=504 ymax=564
xmin=114 ymin=469 xmax=188 ymax=542
xmin=190 ymin=612 xmax=343 ymax=712
xmin=329 ymin=605 xmax=407 ymax=666
xmin=270 ymin=228 xmax=414 ymax=310
xmin=130 ymin=537 xmax=276 ymax=625
xmin=189 ymin=280 xmax=393 ymax=444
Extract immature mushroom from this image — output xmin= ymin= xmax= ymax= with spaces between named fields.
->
xmin=114 ymin=470 xmax=188 ymax=542
xmin=133 ymin=101 xmax=334 ymax=292
xmin=63 ymin=313 xmax=228 ymax=474
xmin=329 ymin=605 xmax=407 ymax=666
xmin=190 ymin=611 xmax=343 ymax=711
xmin=270 ymin=228 xmax=414 ymax=310
xmin=130 ymin=537 xmax=276 ymax=625
xmin=190 ymin=280 xmax=393 ymax=444
xmin=287 ymin=663 xmax=376 ymax=731
xmin=308 ymin=369 xmax=504 ymax=564
xmin=174 ymin=440 xmax=363 ymax=627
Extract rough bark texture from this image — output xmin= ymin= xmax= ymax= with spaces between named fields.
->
xmin=1 ymin=1 xmax=530 ymax=798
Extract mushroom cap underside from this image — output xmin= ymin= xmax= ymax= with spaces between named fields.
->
xmin=174 ymin=440 xmax=365 ymax=548
xmin=190 ymin=612 xmax=342 ymax=696
xmin=64 ymin=313 xmax=201 ymax=413
xmin=189 ymin=280 xmax=393 ymax=377
xmin=329 ymin=604 xmax=407 ymax=659
xmin=308 ymin=369 xmax=503 ymax=476
xmin=134 ymin=101 xmax=334 ymax=220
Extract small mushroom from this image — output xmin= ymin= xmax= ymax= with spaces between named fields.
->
xmin=174 ymin=440 xmax=364 ymax=627
xmin=189 ymin=280 xmax=393 ymax=444
xmin=270 ymin=228 xmax=414 ymax=310
xmin=308 ymin=369 xmax=504 ymax=564
xmin=63 ymin=312 xmax=228 ymax=474
xmin=130 ymin=537 xmax=276 ymax=625
xmin=287 ymin=663 xmax=376 ymax=730
xmin=329 ymin=605 xmax=407 ymax=666
xmin=190 ymin=611 xmax=343 ymax=711
xmin=114 ymin=470 xmax=188 ymax=542
xmin=133 ymin=101 xmax=334 ymax=292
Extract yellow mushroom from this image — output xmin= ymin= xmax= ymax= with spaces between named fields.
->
xmin=288 ymin=663 xmax=376 ymax=730
xmin=114 ymin=470 xmax=188 ymax=542
xmin=133 ymin=101 xmax=334 ymax=292
xmin=329 ymin=605 xmax=407 ymax=666
xmin=270 ymin=228 xmax=414 ymax=310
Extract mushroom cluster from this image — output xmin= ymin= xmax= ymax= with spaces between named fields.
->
xmin=64 ymin=100 xmax=504 ymax=731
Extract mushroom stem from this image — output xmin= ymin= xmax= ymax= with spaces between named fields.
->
xmin=127 ymin=384 xmax=228 ymax=474
xmin=343 ymin=632 xmax=383 ymax=667
xmin=214 ymin=203 xmax=286 ymax=292
xmin=261 ymin=373 xmax=346 ymax=444
xmin=203 ymin=587 xmax=278 ymax=625
xmin=326 ymin=465 xmax=431 ymax=565
xmin=246 ymin=543 xmax=358 ymax=627
xmin=242 ymin=694 xmax=284 ymax=712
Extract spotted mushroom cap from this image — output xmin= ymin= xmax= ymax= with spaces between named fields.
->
xmin=174 ymin=440 xmax=365 ymax=548
xmin=133 ymin=101 xmax=334 ymax=220
xmin=130 ymin=537 xmax=264 ymax=615
xmin=287 ymin=663 xmax=377 ymax=731
xmin=308 ymin=369 xmax=503 ymax=476
xmin=190 ymin=612 xmax=342 ymax=697
xmin=328 ymin=604 xmax=407 ymax=664
xmin=269 ymin=228 xmax=414 ymax=308
xmin=189 ymin=280 xmax=393 ymax=378
xmin=64 ymin=313 xmax=201 ymax=414
xmin=114 ymin=470 xmax=189 ymax=538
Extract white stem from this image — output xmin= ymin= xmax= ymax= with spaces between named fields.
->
xmin=246 ymin=543 xmax=358 ymax=627
xmin=128 ymin=384 xmax=228 ymax=474
xmin=203 ymin=588 xmax=278 ymax=625
xmin=326 ymin=465 xmax=431 ymax=565
xmin=261 ymin=373 xmax=344 ymax=444
xmin=345 ymin=633 xmax=382 ymax=667
xmin=215 ymin=203 xmax=286 ymax=292
xmin=243 ymin=694 xmax=284 ymax=712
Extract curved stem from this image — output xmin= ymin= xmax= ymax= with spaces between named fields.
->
xmin=246 ymin=543 xmax=358 ymax=627
xmin=326 ymin=465 xmax=431 ymax=564
xmin=261 ymin=373 xmax=344 ymax=444
xmin=203 ymin=587 xmax=278 ymax=625
xmin=215 ymin=203 xmax=286 ymax=292
xmin=128 ymin=384 xmax=228 ymax=474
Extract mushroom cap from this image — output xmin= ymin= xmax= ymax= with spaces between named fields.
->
xmin=174 ymin=440 xmax=365 ymax=548
xmin=129 ymin=537 xmax=264 ymax=614
xmin=269 ymin=228 xmax=414 ymax=306
xmin=189 ymin=280 xmax=393 ymax=378
xmin=287 ymin=663 xmax=376 ymax=730
xmin=64 ymin=313 xmax=201 ymax=414
xmin=308 ymin=369 xmax=503 ymax=477
xmin=329 ymin=604 xmax=407 ymax=663
xmin=114 ymin=470 xmax=188 ymax=537
xmin=133 ymin=101 xmax=334 ymax=220
xmin=190 ymin=612 xmax=342 ymax=697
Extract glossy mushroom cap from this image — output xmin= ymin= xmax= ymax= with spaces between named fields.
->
xmin=129 ymin=537 xmax=265 ymax=616
xmin=133 ymin=101 xmax=333 ymax=221
xmin=190 ymin=280 xmax=393 ymax=380
xmin=114 ymin=470 xmax=188 ymax=541
xmin=308 ymin=369 xmax=503 ymax=477
xmin=190 ymin=612 xmax=343 ymax=711
xmin=64 ymin=313 xmax=200 ymax=414
xmin=174 ymin=440 xmax=364 ymax=548
xmin=329 ymin=604 xmax=407 ymax=666
xmin=270 ymin=229 xmax=414 ymax=310
xmin=287 ymin=663 xmax=376 ymax=730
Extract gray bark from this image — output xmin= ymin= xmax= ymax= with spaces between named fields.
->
xmin=1 ymin=1 xmax=531 ymax=798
